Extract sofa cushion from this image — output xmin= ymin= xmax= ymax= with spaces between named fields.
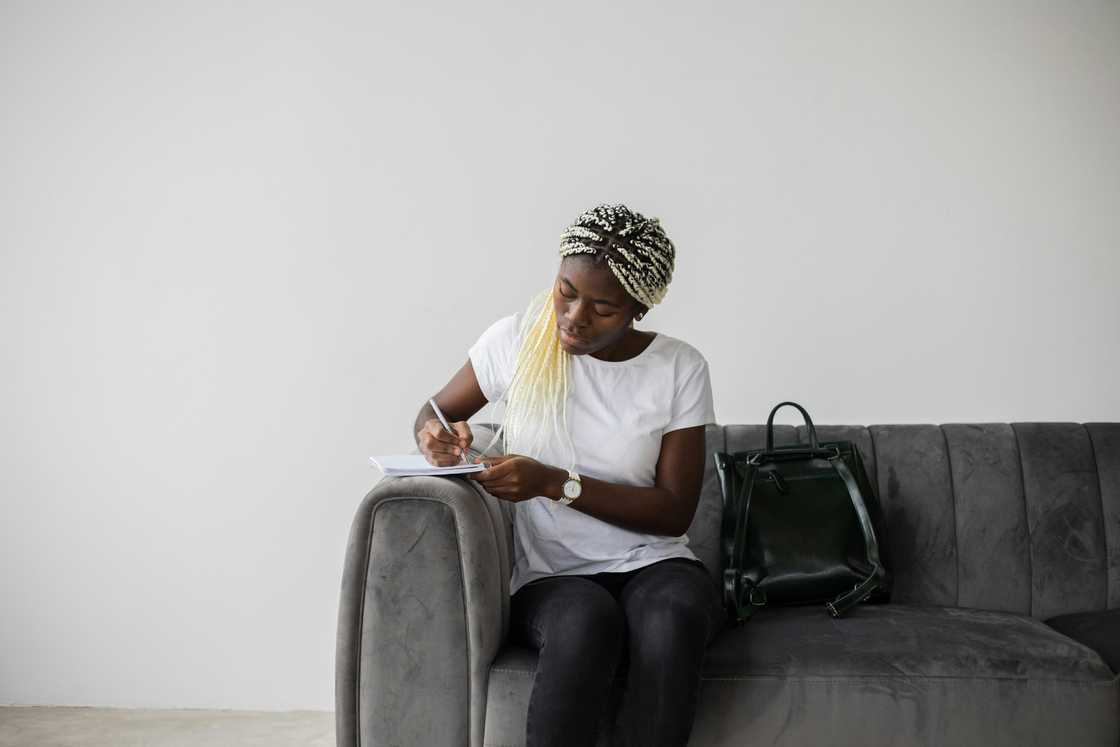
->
xmin=483 ymin=604 xmax=1119 ymax=746
xmin=1045 ymin=607 xmax=1120 ymax=674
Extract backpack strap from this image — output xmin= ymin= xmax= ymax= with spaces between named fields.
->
xmin=825 ymin=454 xmax=885 ymax=617
xmin=722 ymin=457 xmax=766 ymax=625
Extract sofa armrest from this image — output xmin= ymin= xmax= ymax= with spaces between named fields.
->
xmin=335 ymin=471 xmax=511 ymax=747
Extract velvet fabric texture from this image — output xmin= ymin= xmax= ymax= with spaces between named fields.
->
xmin=1046 ymin=607 xmax=1120 ymax=674
xmin=337 ymin=422 xmax=1120 ymax=746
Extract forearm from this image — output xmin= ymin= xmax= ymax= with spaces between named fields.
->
xmin=539 ymin=465 xmax=689 ymax=537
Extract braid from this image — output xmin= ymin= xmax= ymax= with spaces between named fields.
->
xmin=558 ymin=203 xmax=676 ymax=308
xmin=478 ymin=204 xmax=676 ymax=474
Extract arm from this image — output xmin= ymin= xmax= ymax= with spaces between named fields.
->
xmin=413 ymin=358 xmax=491 ymax=457
xmin=523 ymin=424 xmax=708 ymax=537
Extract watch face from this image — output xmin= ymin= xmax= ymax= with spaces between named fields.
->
xmin=563 ymin=479 xmax=580 ymax=499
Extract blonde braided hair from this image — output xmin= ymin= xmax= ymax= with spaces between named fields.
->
xmin=479 ymin=204 xmax=676 ymax=473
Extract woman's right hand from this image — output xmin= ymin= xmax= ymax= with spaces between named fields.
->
xmin=417 ymin=418 xmax=474 ymax=467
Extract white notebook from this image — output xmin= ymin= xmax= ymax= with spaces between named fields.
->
xmin=369 ymin=454 xmax=486 ymax=476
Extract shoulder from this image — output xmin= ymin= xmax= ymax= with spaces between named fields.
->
xmin=654 ymin=332 xmax=710 ymax=372
xmin=654 ymin=333 xmax=716 ymax=428
xmin=474 ymin=311 xmax=524 ymax=347
xmin=489 ymin=311 xmax=521 ymax=334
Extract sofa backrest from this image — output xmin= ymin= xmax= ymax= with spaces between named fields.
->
xmin=473 ymin=421 xmax=1120 ymax=619
xmin=719 ymin=422 xmax=1120 ymax=619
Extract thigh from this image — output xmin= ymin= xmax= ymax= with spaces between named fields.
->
xmin=619 ymin=558 xmax=723 ymax=646
xmin=510 ymin=574 xmax=625 ymax=652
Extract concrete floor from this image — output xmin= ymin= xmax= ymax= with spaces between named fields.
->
xmin=0 ymin=707 xmax=333 ymax=747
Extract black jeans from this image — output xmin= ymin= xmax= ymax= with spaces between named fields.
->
xmin=509 ymin=557 xmax=725 ymax=747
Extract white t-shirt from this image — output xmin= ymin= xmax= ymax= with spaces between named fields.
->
xmin=468 ymin=309 xmax=717 ymax=595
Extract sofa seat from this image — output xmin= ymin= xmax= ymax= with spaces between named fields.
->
xmin=1046 ymin=607 xmax=1120 ymax=675
xmin=483 ymin=603 xmax=1120 ymax=747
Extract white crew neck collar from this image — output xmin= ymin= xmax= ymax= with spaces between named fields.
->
xmin=578 ymin=332 xmax=662 ymax=366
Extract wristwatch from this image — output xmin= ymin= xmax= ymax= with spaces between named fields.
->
xmin=558 ymin=469 xmax=582 ymax=505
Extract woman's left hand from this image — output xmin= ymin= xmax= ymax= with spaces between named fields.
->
xmin=467 ymin=454 xmax=562 ymax=503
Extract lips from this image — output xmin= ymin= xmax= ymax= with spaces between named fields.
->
xmin=560 ymin=326 xmax=588 ymax=344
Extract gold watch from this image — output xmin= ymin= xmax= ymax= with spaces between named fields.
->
xmin=559 ymin=470 xmax=582 ymax=506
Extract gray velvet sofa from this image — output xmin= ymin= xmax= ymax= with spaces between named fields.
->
xmin=336 ymin=421 xmax=1120 ymax=746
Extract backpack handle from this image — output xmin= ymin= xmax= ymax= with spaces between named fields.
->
xmin=765 ymin=401 xmax=820 ymax=452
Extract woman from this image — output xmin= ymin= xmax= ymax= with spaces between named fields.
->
xmin=414 ymin=203 xmax=723 ymax=747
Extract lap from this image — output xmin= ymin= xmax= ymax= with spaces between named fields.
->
xmin=620 ymin=557 xmax=716 ymax=607
xmin=619 ymin=558 xmax=723 ymax=640
xmin=510 ymin=574 xmax=622 ymax=650
xmin=510 ymin=558 xmax=722 ymax=649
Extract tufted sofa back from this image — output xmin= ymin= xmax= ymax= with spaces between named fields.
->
xmin=472 ymin=422 xmax=1120 ymax=620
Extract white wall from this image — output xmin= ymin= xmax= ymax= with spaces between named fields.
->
xmin=2 ymin=0 xmax=1117 ymax=711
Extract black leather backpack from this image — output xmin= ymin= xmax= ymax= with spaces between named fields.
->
xmin=713 ymin=401 xmax=891 ymax=624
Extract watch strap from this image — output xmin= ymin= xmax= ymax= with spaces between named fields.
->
xmin=559 ymin=469 xmax=581 ymax=505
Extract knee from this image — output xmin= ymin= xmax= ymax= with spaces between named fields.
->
xmin=541 ymin=587 xmax=625 ymax=659
xmin=627 ymin=587 xmax=712 ymax=655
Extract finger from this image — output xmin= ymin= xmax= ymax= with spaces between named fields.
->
xmin=478 ymin=461 xmax=514 ymax=481
xmin=425 ymin=426 xmax=458 ymax=448
xmin=426 ymin=418 xmax=460 ymax=440
xmin=452 ymin=421 xmax=473 ymax=448
xmin=478 ymin=481 xmax=516 ymax=497
xmin=425 ymin=438 xmax=458 ymax=458
xmin=482 ymin=478 xmax=518 ymax=491
xmin=428 ymin=443 xmax=465 ymax=462
xmin=421 ymin=430 xmax=461 ymax=452
xmin=476 ymin=484 xmax=503 ymax=498
xmin=437 ymin=433 xmax=470 ymax=455
xmin=473 ymin=465 xmax=496 ymax=480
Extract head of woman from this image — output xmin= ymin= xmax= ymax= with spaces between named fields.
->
xmin=488 ymin=203 xmax=676 ymax=466
xmin=553 ymin=204 xmax=674 ymax=356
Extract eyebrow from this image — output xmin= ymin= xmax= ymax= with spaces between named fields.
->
xmin=561 ymin=277 xmax=623 ymax=307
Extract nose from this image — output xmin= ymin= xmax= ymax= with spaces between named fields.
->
xmin=566 ymin=300 xmax=592 ymax=330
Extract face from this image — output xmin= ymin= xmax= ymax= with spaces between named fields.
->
xmin=553 ymin=257 xmax=642 ymax=354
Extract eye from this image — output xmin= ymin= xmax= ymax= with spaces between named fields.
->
xmin=558 ymin=284 xmax=614 ymax=317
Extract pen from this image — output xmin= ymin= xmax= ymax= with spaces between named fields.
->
xmin=429 ymin=398 xmax=476 ymax=465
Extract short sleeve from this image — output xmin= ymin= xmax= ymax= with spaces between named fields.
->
xmin=665 ymin=354 xmax=716 ymax=433
xmin=468 ymin=313 xmax=520 ymax=403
